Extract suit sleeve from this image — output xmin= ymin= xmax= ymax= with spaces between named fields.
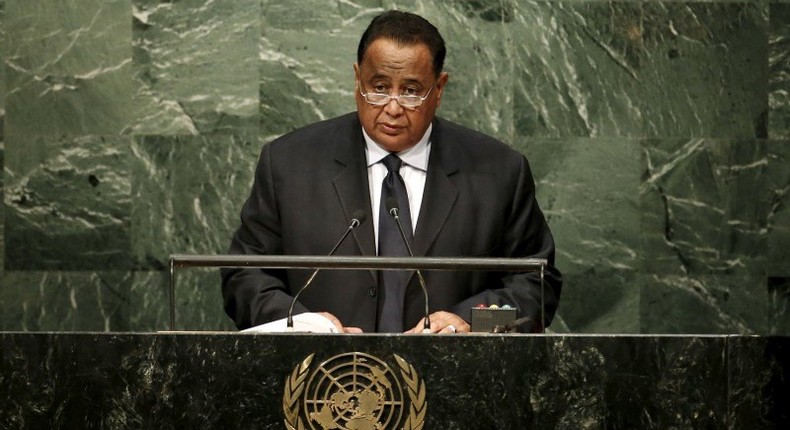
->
xmin=220 ymin=143 xmax=309 ymax=330
xmin=451 ymin=154 xmax=562 ymax=330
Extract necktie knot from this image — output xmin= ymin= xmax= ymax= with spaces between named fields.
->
xmin=382 ymin=154 xmax=402 ymax=173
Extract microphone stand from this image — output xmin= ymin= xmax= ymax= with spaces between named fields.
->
xmin=286 ymin=213 xmax=365 ymax=330
xmin=387 ymin=198 xmax=431 ymax=333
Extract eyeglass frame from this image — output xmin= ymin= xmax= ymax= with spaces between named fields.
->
xmin=358 ymin=80 xmax=437 ymax=109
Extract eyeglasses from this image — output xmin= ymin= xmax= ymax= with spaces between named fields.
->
xmin=359 ymin=82 xmax=435 ymax=109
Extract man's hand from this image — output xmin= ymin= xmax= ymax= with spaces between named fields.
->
xmin=318 ymin=312 xmax=363 ymax=333
xmin=405 ymin=311 xmax=470 ymax=334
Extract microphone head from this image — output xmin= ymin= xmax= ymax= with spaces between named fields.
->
xmin=385 ymin=197 xmax=399 ymax=216
xmin=350 ymin=210 xmax=367 ymax=227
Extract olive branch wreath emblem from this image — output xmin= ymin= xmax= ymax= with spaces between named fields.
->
xmin=283 ymin=353 xmax=313 ymax=430
xmin=394 ymin=354 xmax=427 ymax=430
xmin=282 ymin=353 xmax=426 ymax=430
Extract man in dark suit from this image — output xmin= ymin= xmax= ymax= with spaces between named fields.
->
xmin=221 ymin=10 xmax=561 ymax=333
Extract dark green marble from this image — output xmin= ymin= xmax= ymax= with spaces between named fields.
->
xmin=639 ymin=2 xmax=768 ymax=138
xmin=641 ymin=139 xmax=770 ymax=276
xmin=765 ymin=140 xmax=790 ymax=275
xmin=3 ymin=333 xmax=788 ymax=428
xmin=0 ymin=271 xmax=134 ymax=331
xmin=4 ymin=0 xmax=133 ymax=136
xmin=127 ymin=133 xmax=246 ymax=329
xmin=728 ymin=336 xmax=790 ymax=427
xmin=259 ymin=1 xmax=358 ymax=137
xmin=513 ymin=1 xmax=645 ymax=138
xmin=131 ymin=270 xmax=235 ymax=332
xmin=640 ymin=273 xmax=770 ymax=334
xmin=1 ymin=0 xmax=5 ymax=275
xmin=130 ymin=0 xmax=260 ymax=135
xmin=0 ymin=0 xmax=4 ymax=115
xmin=130 ymin=134 xmax=259 ymax=269
xmin=770 ymin=3 xmax=790 ymax=139
xmin=639 ymin=139 xmax=783 ymax=333
xmin=0 ymin=269 xmax=235 ymax=332
xmin=4 ymin=135 xmax=133 ymax=270
xmin=0 ymin=143 xmax=4 ymax=275
xmin=516 ymin=137 xmax=642 ymax=333
xmin=426 ymin=0 xmax=515 ymax=142
xmin=514 ymin=1 xmax=768 ymax=138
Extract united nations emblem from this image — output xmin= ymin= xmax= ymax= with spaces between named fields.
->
xmin=283 ymin=352 xmax=426 ymax=430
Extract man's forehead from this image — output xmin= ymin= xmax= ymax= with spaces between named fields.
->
xmin=360 ymin=38 xmax=433 ymax=63
xmin=359 ymin=39 xmax=436 ymax=80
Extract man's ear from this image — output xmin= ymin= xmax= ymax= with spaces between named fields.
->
xmin=353 ymin=63 xmax=361 ymax=89
xmin=435 ymin=71 xmax=449 ymax=104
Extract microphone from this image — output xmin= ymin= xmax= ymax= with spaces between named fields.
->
xmin=385 ymin=197 xmax=431 ymax=333
xmin=286 ymin=210 xmax=367 ymax=329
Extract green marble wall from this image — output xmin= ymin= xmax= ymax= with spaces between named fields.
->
xmin=1 ymin=0 xmax=788 ymax=334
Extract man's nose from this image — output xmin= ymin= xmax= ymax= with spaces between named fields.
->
xmin=382 ymin=96 xmax=405 ymax=116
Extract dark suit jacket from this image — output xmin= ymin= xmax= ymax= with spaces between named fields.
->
xmin=221 ymin=112 xmax=561 ymax=332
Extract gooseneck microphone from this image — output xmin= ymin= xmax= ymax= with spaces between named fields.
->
xmin=286 ymin=210 xmax=367 ymax=329
xmin=385 ymin=197 xmax=431 ymax=333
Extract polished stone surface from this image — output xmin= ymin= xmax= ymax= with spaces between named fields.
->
xmin=0 ymin=333 xmax=788 ymax=429
xmin=4 ymin=135 xmax=133 ymax=271
xmin=0 ymin=1 xmax=788 ymax=334
xmin=130 ymin=0 xmax=259 ymax=135
xmin=4 ymin=0 xmax=133 ymax=136
xmin=770 ymin=3 xmax=790 ymax=139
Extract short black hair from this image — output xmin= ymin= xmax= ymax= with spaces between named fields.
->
xmin=357 ymin=10 xmax=446 ymax=76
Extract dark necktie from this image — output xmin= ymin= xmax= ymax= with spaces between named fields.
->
xmin=377 ymin=154 xmax=413 ymax=332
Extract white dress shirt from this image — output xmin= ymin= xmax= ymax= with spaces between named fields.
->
xmin=363 ymin=124 xmax=432 ymax=251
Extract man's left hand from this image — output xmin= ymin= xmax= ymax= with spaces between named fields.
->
xmin=404 ymin=311 xmax=470 ymax=334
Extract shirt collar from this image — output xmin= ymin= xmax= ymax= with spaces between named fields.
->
xmin=363 ymin=124 xmax=432 ymax=172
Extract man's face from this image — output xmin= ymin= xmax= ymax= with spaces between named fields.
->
xmin=354 ymin=38 xmax=449 ymax=153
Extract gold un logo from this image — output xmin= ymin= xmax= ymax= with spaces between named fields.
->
xmin=283 ymin=352 xmax=427 ymax=430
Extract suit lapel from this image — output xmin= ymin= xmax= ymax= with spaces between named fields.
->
xmin=413 ymin=119 xmax=459 ymax=257
xmin=331 ymin=115 xmax=378 ymax=283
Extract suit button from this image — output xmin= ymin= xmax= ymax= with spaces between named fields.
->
xmin=368 ymin=287 xmax=377 ymax=297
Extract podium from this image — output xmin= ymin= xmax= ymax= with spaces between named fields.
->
xmin=1 ymin=332 xmax=788 ymax=428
